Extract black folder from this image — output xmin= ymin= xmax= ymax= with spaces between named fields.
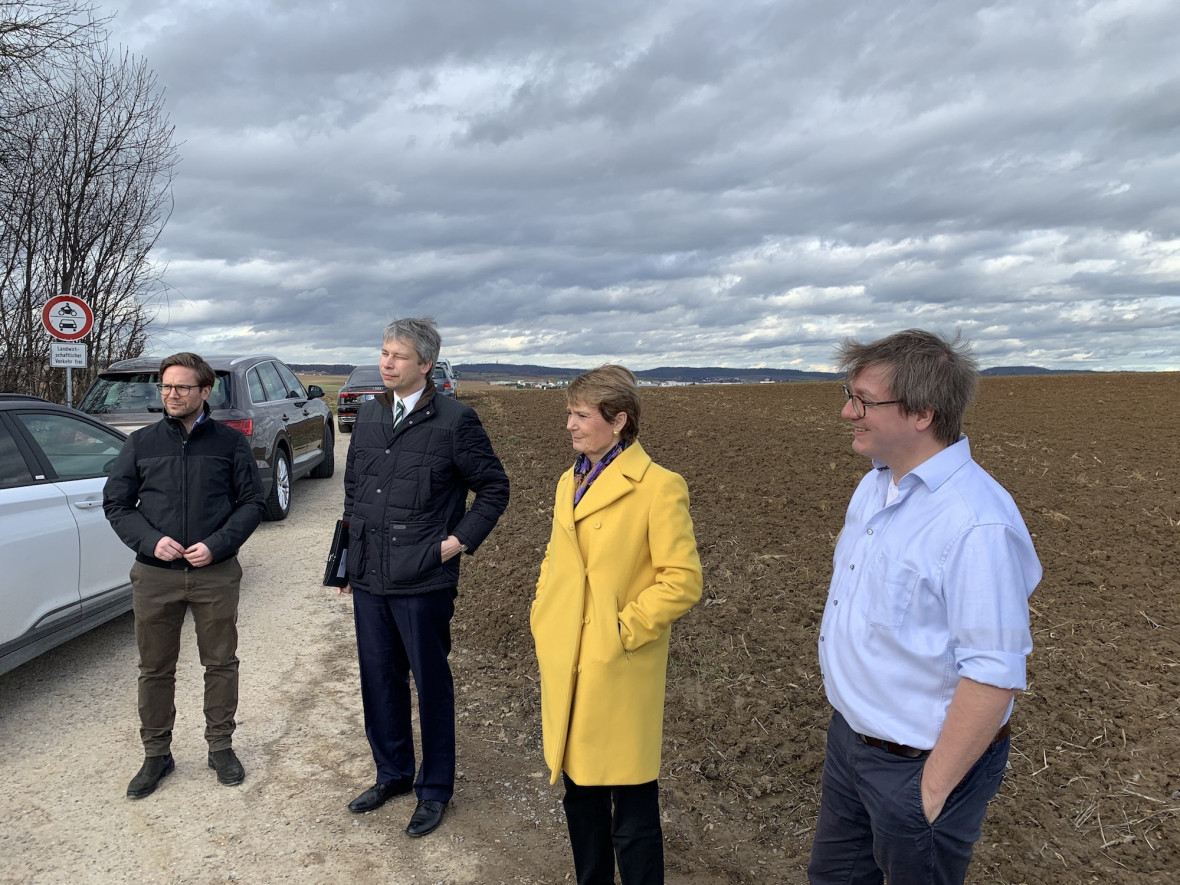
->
xmin=322 ymin=519 xmax=349 ymax=587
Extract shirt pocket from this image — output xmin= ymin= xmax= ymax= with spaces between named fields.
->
xmin=865 ymin=555 xmax=920 ymax=631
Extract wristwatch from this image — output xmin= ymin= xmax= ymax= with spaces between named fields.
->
xmin=457 ymin=541 xmax=468 ymax=554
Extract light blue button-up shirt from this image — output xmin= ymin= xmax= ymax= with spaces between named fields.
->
xmin=818 ymin=436 xmax=1041 ymax=750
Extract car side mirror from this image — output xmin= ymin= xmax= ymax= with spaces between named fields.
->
xmin=306 ymin=385 xmax=324 ymax=399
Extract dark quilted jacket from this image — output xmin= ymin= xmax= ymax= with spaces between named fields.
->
xmin=103 ymin=406 xmax=265 ymax=569
xmin=343 ymin=382 xmax=509 ymax=595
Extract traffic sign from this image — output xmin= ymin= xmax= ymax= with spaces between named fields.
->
xmin=42 ymin=295 xmax=94 ymax=341
xmin=50 ymin=342 xmax=88 ymax=368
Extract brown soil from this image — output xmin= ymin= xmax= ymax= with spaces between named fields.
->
xmin=453 ymin=374 xmax=1180 ymax=884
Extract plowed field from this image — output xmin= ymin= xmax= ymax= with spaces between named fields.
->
xmin=453 ymin=373 xmax=1180 ymax=884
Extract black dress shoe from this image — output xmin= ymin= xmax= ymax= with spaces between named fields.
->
xmin=405 ymin=799 xmax=447 ymax=837
xmin=348 ymin=779 xmax=413 ymax=813
xmin=127 ymin=754 xmax=175 ymax=799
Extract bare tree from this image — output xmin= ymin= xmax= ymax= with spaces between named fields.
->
xmin=1 ymin=37 xmax=177 ymax=399
xmin=1 ymin=0 xmax=104 ymax=73
xmin=2 ymin=1 xmax=106 ymax=139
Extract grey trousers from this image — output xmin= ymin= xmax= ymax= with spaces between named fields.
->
xmin=131 ymin=558 xmax=242 ymax=755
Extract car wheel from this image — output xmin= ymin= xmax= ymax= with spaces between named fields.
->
xmin=310 ymin=424 xmax=335 ymax=478
xmin=264 ymin=447 xmax=292 ymax=521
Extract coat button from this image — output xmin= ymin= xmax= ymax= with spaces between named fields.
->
xmin=593 ymin=521 xmax=601 ymax=529
xmin=583 ymin=617 xmax=591 ymax=625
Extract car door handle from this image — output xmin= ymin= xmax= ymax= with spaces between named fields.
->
xmin=74 ymin=499 xmax=103 ymax=510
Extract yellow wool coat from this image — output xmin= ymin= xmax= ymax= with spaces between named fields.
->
xmin=531 ymin=442 xmax=702 ymax=786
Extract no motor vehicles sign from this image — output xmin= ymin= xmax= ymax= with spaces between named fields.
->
xmin=42 ymin=295 xmax=94 ymax=341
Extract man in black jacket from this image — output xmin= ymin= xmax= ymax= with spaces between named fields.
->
xmin=340 ymin=317 xmax=509 ymax=838
xmin=104 ymin=352 xmax=264 ymax=799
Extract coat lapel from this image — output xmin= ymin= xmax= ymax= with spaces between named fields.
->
xmin=572 ymin=443 xmax=651 ymax=521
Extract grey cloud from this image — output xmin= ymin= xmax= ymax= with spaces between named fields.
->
xmin=106 ymin=0 xmax=1180 ymax=371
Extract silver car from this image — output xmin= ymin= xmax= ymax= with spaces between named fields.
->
xmin=0 ymin=394 xmax=134 ymax=675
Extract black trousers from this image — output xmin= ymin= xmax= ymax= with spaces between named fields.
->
xmin=562 ymin=772 xmax=664 ymax=885
xmin=352 ymin=587 xmax=456 ymax=802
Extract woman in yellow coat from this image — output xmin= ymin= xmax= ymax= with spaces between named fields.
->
xmin=531 ymin=365 xmax=702 ymax=885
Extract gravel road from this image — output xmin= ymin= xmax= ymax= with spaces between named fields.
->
xmin=0 ymin=440 xmax=497 ymax=885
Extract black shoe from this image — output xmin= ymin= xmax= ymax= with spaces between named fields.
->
xmin=405 ymin=799 xmax=447 ymax=837
xmin=127 ymin=754 xmax=175 ymax=799
xmin=207 ymin=748 xmax=245 ymax=786
xmin=347 ymin=778 xmax=413 ymax=813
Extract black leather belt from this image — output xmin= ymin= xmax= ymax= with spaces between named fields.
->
xmin=859 ymin=721 xmax=1011 ymax=759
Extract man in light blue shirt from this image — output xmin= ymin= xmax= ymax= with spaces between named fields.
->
xmin=808 ymin=330 xmax=1041 ymax=885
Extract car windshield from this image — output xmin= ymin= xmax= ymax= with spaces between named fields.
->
xmin=80 ymin=372 xmax=231 ymax=411
xmin=346 ymin=367 xmax=384 ymax=387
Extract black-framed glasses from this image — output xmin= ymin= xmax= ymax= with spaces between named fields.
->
xmin=842 ymin=384 xmax=902 ymax=419
xmin=156 ymin=383 xmax=200 ymax=395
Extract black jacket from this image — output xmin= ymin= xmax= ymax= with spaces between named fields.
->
xmin=103 ymin=406 xmax=265 ymax=569
xmin=343 ymin=382 xmax=509 ymax=595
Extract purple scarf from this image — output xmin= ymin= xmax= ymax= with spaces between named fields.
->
xmin=572 ymin=439 xmax=630 ymax=507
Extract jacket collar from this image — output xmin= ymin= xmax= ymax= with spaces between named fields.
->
xmin=163 ymin=402 xmax=212 ymax=438
xmin=374 ymin=380 xmax=437 ymax=442
xmin=375 ymin=378 xmax=436 ymax=414
xmin=563 ymin=441 xmax=652 ymax=521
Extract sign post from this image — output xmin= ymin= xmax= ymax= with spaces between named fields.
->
xmin=42 ymin=295 xmax=95 ymax=407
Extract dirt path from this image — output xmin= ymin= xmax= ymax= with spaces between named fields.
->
xmin=0 ymin=438 xmax=562 ymax=885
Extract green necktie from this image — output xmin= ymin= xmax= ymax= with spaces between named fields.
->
xmin=394 ymin=400 xmax=405 ymax=426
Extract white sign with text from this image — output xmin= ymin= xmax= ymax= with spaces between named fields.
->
xmin=50 ymin=342 xmax=88 ymax=368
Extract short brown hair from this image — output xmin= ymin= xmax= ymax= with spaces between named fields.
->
xmin=565 ymin=364 xmax=641 ymax=443
xmin=159 ymin=352 xmax=215 ymax=390
xmin=836 ymin=329 xmax=979 ymax=447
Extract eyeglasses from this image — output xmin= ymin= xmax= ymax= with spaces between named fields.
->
xmin=156 ymin=383 xmax=201 ymax=395
xmin=842 ymin=384 xmax=902 ymax=419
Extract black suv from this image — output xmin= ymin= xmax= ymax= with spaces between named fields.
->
xmin=78 ymin=355 xmax=334 ymax=520
xmin=335 ymin=365 xmax=384 ymax=433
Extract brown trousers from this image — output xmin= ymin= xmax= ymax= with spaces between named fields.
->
xmin=131 ymin=558 xmax=242 ymax=755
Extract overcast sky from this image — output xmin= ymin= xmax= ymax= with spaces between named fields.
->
xmin=105 ymin=0 xmax=1180 ymax=372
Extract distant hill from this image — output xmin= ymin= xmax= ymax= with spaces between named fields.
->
xmin=290 ymin=362 xmax=1085 ymax=381
xmin=453 ymin=363 xmax=839 ymax=383
xmin=290 ymin=363 xmax=355 ymax=375
xmin=981 ymin=366 xmax=1093 ymax=376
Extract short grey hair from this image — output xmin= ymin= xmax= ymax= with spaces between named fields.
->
xmin=382 ymin=316 xmax=441 ymax=368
